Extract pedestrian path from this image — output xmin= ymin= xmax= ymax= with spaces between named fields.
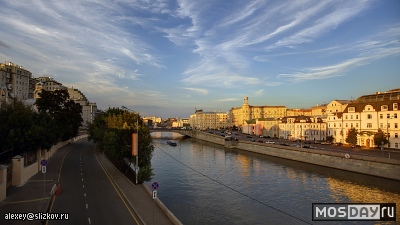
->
xmin=95 ymin=149 xmax=179 ymax=225
xmin=0 ymin=143 xmax=72 ymax=225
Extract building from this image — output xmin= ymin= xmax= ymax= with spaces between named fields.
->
xmin=230 ymin=97 xmax=286 ymax=128
xmin=189 ymin=109 xmax=229 ymax=130
xmin=34 ymin=76 xmax=66 ymax=98
xmin=326 ymin=90 xmax=400 ymax=148
xmin=0 ymin=62 xmax=34 ymax=103
xmin=67 ymin=88 xmax=97 ymax=127
xmin=326 ymin=100 xmax=353 ymax=143
xmin=279 ymin=116 xmax=326 ymax=141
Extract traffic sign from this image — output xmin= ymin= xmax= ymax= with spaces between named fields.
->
xmin=151 ymin=182 xmax=159 ymax=190
xmin=40 ymin=160 xmax=48 ymax=167
xmin=42 ymin=166 xmax=46 ymax=173
xmin=152 ymin=190 xmax=157 ymax=199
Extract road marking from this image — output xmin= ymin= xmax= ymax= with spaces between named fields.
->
xmin=86 ymin=203 xmax=88 ymax=209
xmin=46 ymin=147 xmax=71 ymax=225
xmin=94 ymin=149 xmax=141 ymax=225
xmin=83 ymin=185 xmax=85 ymax=188
xmin=82 ymin=178 xmax=84 ymax=181
xmin=10 ymin=197 xmax=49 ymax=204
xmin=84 ymin=193 xmax=86 ymax=197
xmin=88 ymin=218 xmax=91 ymax=224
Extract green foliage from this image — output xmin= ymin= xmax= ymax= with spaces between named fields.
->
xmin=326 ymin=135 xmax=334 ymax=143
xmin=35 ymin=89 xmax=83 ymax=141
xmin=88 ymin=107 xmax=154 ymax=182
xmin=345 ymin=127 xmax=358 ymax=145
xmin=374 ymin=129 xmax=388 ymax=147
xmin=0 ymin=101 xmax=58 ymax=157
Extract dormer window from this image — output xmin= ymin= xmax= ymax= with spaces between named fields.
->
xmin=381 ymin=105 xmax=388 ymax=111
xmin=394 ymin=103 xmax=398 ymax=110
xmin=348 ymin=107 xmax=355 ymax=112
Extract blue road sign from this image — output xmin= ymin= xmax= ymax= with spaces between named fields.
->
xmin=40 ymin=160 xmax=48 ymax=167
xmin=151 ymin=182 xmax=159 ymax=190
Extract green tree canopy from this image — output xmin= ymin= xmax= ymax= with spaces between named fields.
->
xmin=345 ymin=127 xmax=358 ymax=145
xmin=88 ymin=107 xmax=154 ymax=182
xmin=35 ymin=89 xmax=83 ymax=141
xmin=0 ymin=101 xmax=58 ymax=157
xmin=374 ymin=129 xmax=388 ymax=147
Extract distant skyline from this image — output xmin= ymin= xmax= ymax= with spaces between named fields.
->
xmin=1 ymin=0 xmax=399 ymax=118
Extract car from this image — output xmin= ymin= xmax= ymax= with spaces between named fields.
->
xmin=256 ymin=139 xmax=263 ymax=143
xmin=247 ymin=135 xmax=252 ymax=138
xmin=302 ymin=145 xmax=314 ymax=149
xmin=321 ymin=142 xmax=331 ymax=145
xmin=265 ymin=140 xmax=275 ymax=144
xmin=280 ymin=143 xmax=290 ymax=146
xmin=291 ymin=144 xmax=301 ymax=148
xmin=351 ymin=145 xmax=361 ymax=148
xmin=333 ymin=143 xmax=343 ymax=146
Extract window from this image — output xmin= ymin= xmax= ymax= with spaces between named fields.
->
xmin=395 ymin=113 xmax=398 ymax=119
xmin=345 ymin=115 xmax=348 ymax=119
xmin=394 ymin=103 xmax=398 ymax=110
xmin=380 ymin=123 xmax=383 ymax=128
xmin=346 ymin=123 xmax=348 ymax=128
xmin=395 ymin=133 xmax=398 ymax=138
xmin=348 ymin=107 xmax=355 ymax=112
xmin=381 ymin=105 xmax=388 ymax=111
xmin=395 ymin=143 xmax=398 ymax=149
xmin=351 ymin=123 xmax=353 ymax=128
xmin=350 ymin=115 xmax=353 ymax=120
xmin=387 ymin=114 xmax=390 ymax=118
xmin=395 ymin=123 xmax=398 ymax=129
xmin=356 ymin=115 xmax=359 ymax=119
xmin=356 ymin=123 xmax=358 ymax=128
xmin=367 ymin=114 xmax=372 ymax=119
xmin=380 ymin=114 xmax=383 ymax=119
xmin=367 ymin=123 xmax=372 ymax=128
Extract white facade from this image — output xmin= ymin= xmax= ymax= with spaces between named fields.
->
xmin=67 ymin=88 xmax=97 ymax=127
xmin=279 ymin=116 xmax=326 ymax=141
xmin=0 ymin=62 xmax=33 ymax=102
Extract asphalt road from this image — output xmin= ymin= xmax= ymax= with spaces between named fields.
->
xmin=48 ymin=140 xmax=141 ymax=225
xmin=206 ymin=129 xmax=400 ymax=160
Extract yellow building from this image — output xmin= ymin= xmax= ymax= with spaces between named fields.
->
xmin=230 ymin=97 xmax=286 ymax=128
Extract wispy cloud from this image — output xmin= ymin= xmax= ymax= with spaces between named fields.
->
xmin=215 ymin=98 xmax=238 ymax=102
xmin=184 ymin=87 xmax=208 ymax=95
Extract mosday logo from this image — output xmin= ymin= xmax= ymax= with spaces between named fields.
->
xmin=312 ymin=203 xmax=396 ymax=221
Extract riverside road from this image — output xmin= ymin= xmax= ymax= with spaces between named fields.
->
xmin=48 ymin=141 xmax=141 ymax=225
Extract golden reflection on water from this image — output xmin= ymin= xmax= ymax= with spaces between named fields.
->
xmin=327 ymin=177 xmax=400 ymax=222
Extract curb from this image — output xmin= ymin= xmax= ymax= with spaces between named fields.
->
xmin=142 ymin=184 xmax=183 ymax=225
xmin=97 ymin=151 xmax=147 ymax=225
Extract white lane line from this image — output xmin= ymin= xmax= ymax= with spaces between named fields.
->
xmin=88 ymin=218 xmax=91 ymax=224
xmin=83 ymin=185 xmax=85 ymax=188
xmin=86 ymin=203 xmax=89 ymax=209
xmin=84 ymin=193 xmax=86 ymax=197
xmin=82 ymin=178 xmax=84 ymax=181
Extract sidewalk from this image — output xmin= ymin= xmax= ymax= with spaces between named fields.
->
xmin=0 ymin=143 xmax=71 ymax=225
xmin=95 ymin=150 xmax=180 ymax=225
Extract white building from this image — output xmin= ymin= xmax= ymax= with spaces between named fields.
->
xmin=0 ymin=62 xmax=34 ymax=104
xmin=340 ymin=89 xmax=400 ymax=149
xmin=279 ymin=116 xmax=326 ymax=141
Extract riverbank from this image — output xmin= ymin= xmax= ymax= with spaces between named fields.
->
xmin=179 ymin=130 xmax=400 ymax=181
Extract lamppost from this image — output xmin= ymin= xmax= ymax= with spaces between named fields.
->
xmin=122 ymin=106 xmax=140 ymax=184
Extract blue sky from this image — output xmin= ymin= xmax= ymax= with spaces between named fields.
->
xmin=0 ymin=0 xmax=399 ymax=118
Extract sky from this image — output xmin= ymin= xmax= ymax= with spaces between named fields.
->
xmin=0 ymin=0 xmax=399 ymax=118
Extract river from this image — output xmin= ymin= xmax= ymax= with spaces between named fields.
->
xmin=147 ymin=133 xmax=400 ymax=224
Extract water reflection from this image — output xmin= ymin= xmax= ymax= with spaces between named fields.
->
xmin=148 ymin=134 xmax=400 ymax=224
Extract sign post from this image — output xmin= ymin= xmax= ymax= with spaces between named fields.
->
xmin=151 ymin=181 xmax=159 ymax=225
xmin=40 ymin=160 xmax=48 ymax=197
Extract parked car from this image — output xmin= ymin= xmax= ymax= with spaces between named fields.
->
xmin=256 ymin=139 xmax=263 ymax=143
xmin=321 ymin=142 xmax=331 ymax=145
xmin=265 ymin=140 xmax=275 ymax=144
xmin=247 ymin=135 xmax=252 ymax=138
xmin=291 ymin=144 xmax=301 ymax=148
xmin=302 ymin=145 xmax=314 ymax=149
xmin=333 ymin=143 xmax=343 ymax=146
xmin=351 ymin=145 xmax=361 ymax=148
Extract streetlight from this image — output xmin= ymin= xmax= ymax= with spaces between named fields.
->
xmin=122 ymin=106 xmax=139 ymax=184
xmin=386 ymin=116 xmax=393 ymax=159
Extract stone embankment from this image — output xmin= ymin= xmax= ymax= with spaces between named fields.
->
xmin=179 ymin=130 xmax=400 ymax=181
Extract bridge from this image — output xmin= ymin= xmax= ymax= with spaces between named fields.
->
xmin=149 ymin=128 xmax=192 ymax=137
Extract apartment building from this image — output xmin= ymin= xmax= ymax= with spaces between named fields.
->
xmin=0 ymin=62 xmax=34 ymax=102
xmin=67 ymin=88 xmax=97 ymax=127
xmin=327 ymin=89 xmax=400 ymax=148
xmin=190 ymin=109 xmax=229 ymax=130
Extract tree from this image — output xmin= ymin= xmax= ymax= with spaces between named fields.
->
xmin=345 ymin=128 xmax=358 ymax=146
xmin=374 ymin=129 xmax=388 ymax=147
xmin=88 ymin=107 xmax=154 ymax=182
xmin=326 ymin=135 xmax=334 ymax=143
xmin=0 ymin=101 xmax=57 ymax=158
xmin=35 ymin=89 xmax=83 ymax=141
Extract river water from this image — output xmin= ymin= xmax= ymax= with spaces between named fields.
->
xmin=147 ymin=133 xmax=400 ymax=224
